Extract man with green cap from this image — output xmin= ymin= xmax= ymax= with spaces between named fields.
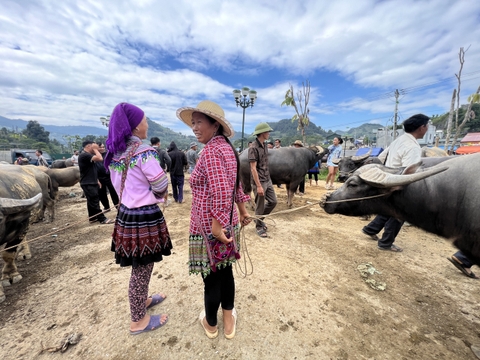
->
xmin=248 ymin=122 xmax=277 ymax=238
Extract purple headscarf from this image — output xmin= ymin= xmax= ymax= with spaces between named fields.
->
xmin=104 ymin=103 xmax=144 ymax=169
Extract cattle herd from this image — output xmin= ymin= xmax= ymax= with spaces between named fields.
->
xmin=0 ymin=148 xmax=479 ymax=305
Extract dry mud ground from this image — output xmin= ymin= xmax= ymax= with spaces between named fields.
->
xmin=0 ymin=176 xmax=479 ymax=360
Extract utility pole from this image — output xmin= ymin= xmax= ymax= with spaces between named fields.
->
xmin=393 ymin=89 xmax=399 ymax=140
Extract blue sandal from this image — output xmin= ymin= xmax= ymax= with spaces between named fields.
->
xmin=146 ymin=294 xmax=166 ymax=309
xmin=130 ymin=314 xmax=168 ymax=335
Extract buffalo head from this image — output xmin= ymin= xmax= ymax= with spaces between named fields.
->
xmin=320 ymin=163 xmax=448 ymax=217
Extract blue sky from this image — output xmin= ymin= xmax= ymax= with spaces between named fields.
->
xmin=1 ymin=0 xmax=480 ymax=138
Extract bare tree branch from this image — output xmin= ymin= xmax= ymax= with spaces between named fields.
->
xmin=281 ymin=80 xmax=311 ymax=144
xmin=444 ymin=89 xmax=456 ymax=153
xmin=450 ymin=85 xmax=480 ymax=150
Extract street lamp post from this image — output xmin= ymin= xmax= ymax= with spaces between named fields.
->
xmin=343 ymin=128 xmax=350 ymax=157
xmin=100 ymin=116 xmax=110 ymax=128
xmin=233 ymin=87 xmax=257 ymax=152
xmin=343 ymin=135 xmax=349 ymax=157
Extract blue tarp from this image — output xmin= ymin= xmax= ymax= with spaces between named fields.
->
xmin=355 ymin=147 xmax=384 ymax=157
xmin=436 ymin=145 xmax=459 ymax=151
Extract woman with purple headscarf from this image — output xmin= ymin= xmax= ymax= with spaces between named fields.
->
xmin=106 ymin=102 xmax=173 ymax=335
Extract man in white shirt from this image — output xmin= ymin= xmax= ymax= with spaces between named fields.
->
xmin=71 ymin=150 xmax=79 ymax=166
xmin=273 ymin=139 xmax=284 ymax=189
xmin=186 ymin=142 xmax=199 ymax=173
xmin=362 ymin=114 xmax=429 ymax=252
xmin=36 ymin=149 xmax=48 ymax=167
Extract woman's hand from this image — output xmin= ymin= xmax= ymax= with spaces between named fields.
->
xmin=214 ymin=228 xmax=233 ymax=244
xmin=237 ymin=202 xmax=252 ymax=227
xmin=239 ymin=212 xmax=252 ymax=227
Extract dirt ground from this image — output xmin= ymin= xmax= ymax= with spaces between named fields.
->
xmin=1 ymin=175 xmax=479 ymax=360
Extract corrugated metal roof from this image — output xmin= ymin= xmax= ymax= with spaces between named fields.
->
xmin=460 ymin=132 xmax=480 ymax=143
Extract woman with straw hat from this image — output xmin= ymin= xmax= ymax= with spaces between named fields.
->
xmin=105 ymin=103 xmax=173 ymax=335
xmin=177 ymin=100 xmax=252 ymax=340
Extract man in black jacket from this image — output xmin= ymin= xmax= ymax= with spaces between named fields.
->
xmin=150 ymin=136 xmax=171 ymax=172
xmin=167 ymin=141 xmax=187 ymax=203
xmin=96 ymin=142 xmax=119 ymax=211
xmin=78 ymin=140 xmax=113 ymax=224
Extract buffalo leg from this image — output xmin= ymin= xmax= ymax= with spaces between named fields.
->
xmin=1 ymin=250 xmax=22 ymax=288
xmin=286 ymin=183 xmax=295 ymax=208
xmin=15 ymin=223 xmax=32 ymax=260
xmin=16 ymin=239 xmax=32 ymax=260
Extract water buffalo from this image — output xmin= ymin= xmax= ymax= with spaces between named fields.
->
xmin=240 ymin=146 xmax=327 ymax=208
xmin=51 ymin=159 xmax=74 ymax=168
xmin=320 ymin=154 xmax=480 ymax=265
xmin=332 ymin=150 xmax=383 ymax=182
xmin=0 ymin=165 xmax=55 ymax=222
xmin=0 ymin=170 xmax=43 ymax=303
xmin=44 ymin=167 xmax=81 ymax=199
xmin=334 ymin=149 xmax=451 ymax=183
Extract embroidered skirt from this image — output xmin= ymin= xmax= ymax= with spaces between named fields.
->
xmin=188 ymin=224 xmax=240 ymax=277
xmin=111 ymin=204 xmax=172 ymax=268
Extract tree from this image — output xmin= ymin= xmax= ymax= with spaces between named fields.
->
xmin=22 ymin=120 xmax=50 ymax=144
xmin=281 ymin=81 xmax=311 ymax=145
xmin=450 ymin=86 xmax=480 ymax=149
xmin=444 ymin=46 xmax=476 ymax=153
xmin=63 ymin=135 xmax=82 ymax=153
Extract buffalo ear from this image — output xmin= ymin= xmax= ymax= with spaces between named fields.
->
xmin=401 ymin=162 xmax=422 ymax=175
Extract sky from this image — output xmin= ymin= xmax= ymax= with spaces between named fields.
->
xmin=1 ymin=0 xmax=480 ymax=139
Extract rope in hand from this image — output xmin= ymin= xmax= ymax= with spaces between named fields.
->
xmin=0 ymin=205 xmax=118 ymax=254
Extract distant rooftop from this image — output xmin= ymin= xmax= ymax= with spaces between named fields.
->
xmin=460 ymin=132 xmax=480 ymax=143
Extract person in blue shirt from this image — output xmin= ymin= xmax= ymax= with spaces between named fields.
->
xmin=325 ymin=137 xmax=343 ymax=190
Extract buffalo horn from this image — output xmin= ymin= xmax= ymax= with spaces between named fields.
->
xmin=358 ymin=165 xmax=448 ymax=188
xmin=0 ymin=193 xmax=42 ymax=214
xmin=331 ymin=158 xmax=341 ymax=165
xmin=351 ymin=149 xmax=372 ymax=162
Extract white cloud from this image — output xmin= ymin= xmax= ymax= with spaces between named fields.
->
xmin=0 ymin=0 xmax=479 ymax=136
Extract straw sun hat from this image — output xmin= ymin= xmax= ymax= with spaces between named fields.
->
xmin=176 ymin=100 xmax=234 ymax=138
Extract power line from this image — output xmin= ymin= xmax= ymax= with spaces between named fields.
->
xmin=401 ymin=70 xmax=480 ymax=93
xmin=341 ymin=70 xmax=480 ymax=107
xmin=324 ymin=70 xmax=480 ymax=131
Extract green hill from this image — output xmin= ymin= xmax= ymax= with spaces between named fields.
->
xmin=431 ymin=103 xmax=480 ymax=134
xmin=232 ymin=119 xmax=381 ymax=148
xmin=146 ymin=118 xmax=197 ymax=150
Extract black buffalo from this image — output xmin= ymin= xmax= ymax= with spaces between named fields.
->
xmin=1 ymin=165 xmax=56 ymax=222
xmin=51 ymin=159 xmax=74 ymax=168
xmin=240 ymin=146 xmax=327 ymax=208
xmin=320 ymin=154 xmax=480 ymax=265
xmin=334 ymin=149 xmax=453 ymax=183
xmin=0 ymin=171 xmax=43 ymax=303
xmin=332 ymin=150 xmax=382 ymax=182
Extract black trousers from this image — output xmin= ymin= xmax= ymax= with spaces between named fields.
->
xmin=81 ymin=184 xmax=106 ymax=222
xmin=363 ymin=214 xmax=404 ymax=248
xmin=202 ymin=265 xmax=235 ymax=326
xmin=98 ymin=178 xmax=119 ymax=209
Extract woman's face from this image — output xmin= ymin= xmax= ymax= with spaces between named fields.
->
xmin=191 ymin=112 xmax=218 ymax=144
xmin=134 ymin=116 xmax=148 ymax=139
xmin=333 ymin=137 xmax=340 ymax=145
